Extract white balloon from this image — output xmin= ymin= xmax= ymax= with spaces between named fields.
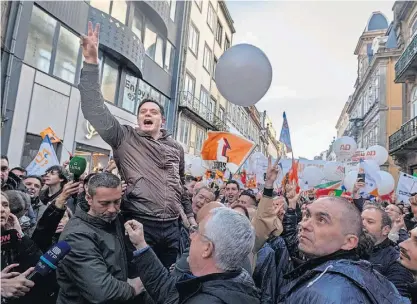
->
xmin=377 ymin=170 xmax=395 ymax=195
xmin=365 ymin=145 xmax=389 ymax=166
xmin=323 ymin=162 xmax=345 ymax=181
xmin=190 ymin=157 xmax=206 ymax=177
xmin=344 ymin=170 xmax=358 ymax=192
xmin=363 ymin=159 xmax=380 ymax=172
xmin=302 ymin=166 xmax=324 ymax=188
xmin=333 ymin=136 xmax=357 ymax=161
xmin=215 ymin=44 xmax=273 ymax=107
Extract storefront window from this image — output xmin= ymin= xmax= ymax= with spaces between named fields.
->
xmin=101 ymin=57 xmax=119 ymax=103
xmin=24 ymin=6 xmax=57 ymax=73
xmin=21 ymin=134 xmax=60 ymax=168
xmin=75 ymin=143 xmax=110 ymax=173
xmin=122 ymin=73 xmax=138 ymax=113
xmin=53 ymin=26 xmax=79 ymax=83
xmin=137 ymin=79 xmax=151 ymax=102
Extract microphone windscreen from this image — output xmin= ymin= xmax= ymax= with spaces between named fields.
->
xmin=34 ymin=241 xmax=71 ymax=276
xmin=68 ymin=156 xmax=87 ymax=181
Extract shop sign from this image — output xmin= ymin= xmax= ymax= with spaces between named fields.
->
xmin=85 ymin=121 xmax=98 ymax=139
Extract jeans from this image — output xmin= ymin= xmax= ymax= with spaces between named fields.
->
xmin=126 ymin=215 xmax=180 ymax=268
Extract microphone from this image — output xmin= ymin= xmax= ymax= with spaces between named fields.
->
xmin=68 ymin=156 xmax=87 ymax=182
xmin=27 ymin=241 xmax=71 ymax=281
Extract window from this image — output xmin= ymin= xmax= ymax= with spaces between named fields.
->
xmin=25 ymin=6 xmax=81 ymax=83
xmin=90 ymin=0 xmax=110 ymax=14
xmin=208 ymin=97 xmax=216 ymax=122
xmin=164 ymin=41 xmax=175 ymax=73
xmin=132 ymin=8 xmax=143 ymax=40
xmin=24 ymin=6 xmax=57 ymax=73
xmin=195 ymin=128 xmax=204 ymax=152
xmin=122 ymin=73 xmax=138 ymax=113
xmin=111 ymin=1 xmax=127 ymax=23
xmin=203 ymin=44 xmax=212 ymax=73
xmin=188 ymin=23 xmax=199 ymax=56
xmin=144 ymin=22 xmax=164 ymax=67
xmin=178 ymin=117 xmax=191 ymax=145
xmin=169 ymin=0 xmax=176 ymax=21
xmin=412 ymin=87 xmax=417 ymax=118
xmin=195 ymin=0 xmax=202 ymax=11
xmin=212 ymin=57 xmax=218 ymax=79
xmin=200 ymin=87 xmax=209 ymax=118
xmin=374 ymin=74 xmax=379 ymax=101
xmin=207 ymin=3 xmax=215 ymax=31
xmin=90 ymin=0 xmax=126 ymax=24
xmin=101 ymin=57 xmax=119 ymax=103
xmin=411 ymin=20 xmax=417 ymax=41
xmin=224 ymin=36 xmax=230 ymax=51
xmin=53 ymin=27 xmax=79 ymax=83
xmin=216 ymin=21 xmax=223 ymax=46
xmin=219 ymin=106 xmax=225 ymax=121
xmin=184 ymin=73 xmax=195 ymax=95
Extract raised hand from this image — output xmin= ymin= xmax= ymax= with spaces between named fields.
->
xmin=265 ymin=156 xmax=281 ymax=188
xmin=124 ymin=220 xmax=147 ymax=250
xmin=81 ymin=21 xmax=100 ymax=64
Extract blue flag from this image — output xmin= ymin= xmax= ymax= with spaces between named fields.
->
xmin=26 ymin=135 xmax=60 ymax=176
xmin=279 ymin=112 xmax=292 ymax=153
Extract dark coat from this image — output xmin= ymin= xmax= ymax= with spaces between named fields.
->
xmin=368 ymin=238 xmax=414 ymax=297
xmin=56 ymin=207 xmax=135 ymax=304
xmin=134 ymin=247 xmax=260 ymax=304
xmin=253 ymin=243 xmax=276 ymax=304
xmin=267 ymin=235 xmax=294 ymax=290
xmin=279 ymin=258 xmax=410 ymax=303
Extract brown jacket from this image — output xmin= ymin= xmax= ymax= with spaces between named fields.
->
xmin=78 ymin=63 xmax=188 ymax=220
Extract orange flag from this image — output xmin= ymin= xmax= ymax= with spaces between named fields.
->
xmin=282 ymin=159 xmax=300 ymax=193
xmin=201 ymin=131 xmax=255 ymax=168
xmin=40 ymin=127 xmax=60 ymax=143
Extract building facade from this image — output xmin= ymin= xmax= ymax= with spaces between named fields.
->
xmin=1 ymin=0 xmax=185 ymax=171
xmin=176 ymin=0 xmax=233 ymax=156
xmin=389 ymin=1 xmax=417 ymax=176
xmin=344 ymin=12 xmax=403 ymax=178
xmin=175 ymin=0 xmax=273 ymax=160
xmin=335 ymin=98 xmax=350 ymax=138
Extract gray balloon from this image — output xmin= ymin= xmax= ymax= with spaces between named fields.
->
xmin=215 ymin=43 xmax=273 ymax=107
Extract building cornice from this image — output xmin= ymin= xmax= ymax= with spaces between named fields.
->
xmin=335 ymin=101 xmax=349 ymax=128
xmin=219 ymin=1 xmax=236 ymax=34
xmin=354 ymin=30 xmax=387 ymax=55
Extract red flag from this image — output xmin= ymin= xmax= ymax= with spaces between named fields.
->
xmin=283 ymin=159 xmax=300 ymax=193
xmin=241 ymin=169 xmax=247 ymax=185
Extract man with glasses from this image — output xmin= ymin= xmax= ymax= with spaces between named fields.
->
xmin=125 ymin=207 xmax=259 ymax=304
xmin=361 ymin=205 xmax=414 ymax=297
xmin=191 ymin=187 xmax=215 ymax=215
xmin=385 ymin=204 xmax=408 ymax=244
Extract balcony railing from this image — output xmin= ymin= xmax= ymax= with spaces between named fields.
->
xmin=179 ymin=91 xmax=228 ymax=131
xmin=389 ymin=116 xmax=417 ymax=152
xmin=395 ymin=34 xmax=417 ymax=82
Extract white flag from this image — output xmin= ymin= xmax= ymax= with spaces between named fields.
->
xmin=26 ymin=135 xmax=60 ymax=176
xmin=396 ymin=172 xmax=417 ymax=204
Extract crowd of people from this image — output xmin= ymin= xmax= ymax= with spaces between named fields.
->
xmin=1 ymin=21 xmax=416 ymax=304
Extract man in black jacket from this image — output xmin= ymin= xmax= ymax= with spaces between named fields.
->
xmin=361 ymin=205 xmax=414 ymax=297
xmin=125 ymin=207 xmax=259 ymax=304
xmin=57 ymin=173 xmax=142 ymax=304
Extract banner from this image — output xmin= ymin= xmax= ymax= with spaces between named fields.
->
xmin=26 ymin=135 xmax=60 ymax=176
xmin=201 ymin=131 xmax=256 ymax=172
xmin=396 ymin=172 xmax=417 ymax=204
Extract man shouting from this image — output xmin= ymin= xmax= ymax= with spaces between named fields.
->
xmin=79 ymin=22 xmax=190 ymax=267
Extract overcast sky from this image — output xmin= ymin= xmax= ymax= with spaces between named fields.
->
xmin=227 ymin=1 xmax=394 ymax=159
